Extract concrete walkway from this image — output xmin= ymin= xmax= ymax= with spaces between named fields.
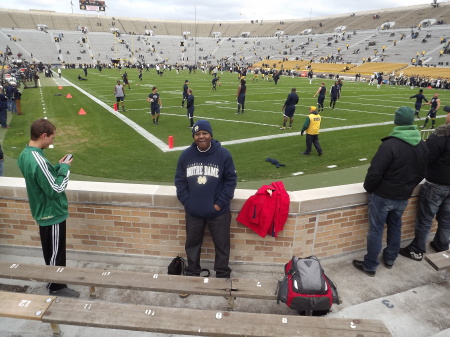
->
xmin=0 ymin=244 xmax=448 ymax=337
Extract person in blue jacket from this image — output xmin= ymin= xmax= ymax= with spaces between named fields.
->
xmin=175 ymin=120 xmax=237 ymax=279
xmin=280 ymin=88 xmax=299 ymax=130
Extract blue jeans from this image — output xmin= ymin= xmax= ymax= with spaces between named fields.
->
xmin=363 ymin=193 xmax=408 ymax=271
xmin=10 ymin=100 xmax=17 ymax=114
xmin=6 ymin=97 xmax=12 ymax=111
xmin=0 ymin=159 xmax=3 ymax=176
xmin=407 ymin=181 xmax=450 ymax=253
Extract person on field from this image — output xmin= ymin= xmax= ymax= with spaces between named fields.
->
xmin=280 ymin=88 xmax=299 ymax=130
xmin=313 ymin=82 xmax=326 ymax=113
xmin=329 ymin=81 xmax=340 ymax=110
xmin=301 ymin=106 xmax=323 ymax=156
xmin=114 ymin=80 xmax=125 ymax=111
xmin=182 ymin=80 xmax=189 ymax=107
xmin=421 ymin=93 xmax=440 ymax=129
xmin=186 ymin=88 xmax=195 ymax=128
xmin=147 ymin=86 xmax=162 ymax=125
xmin=236 ymin=79 xmax=246 ymax=114
xmin=409 ymin=89 xmax=428 ymax=119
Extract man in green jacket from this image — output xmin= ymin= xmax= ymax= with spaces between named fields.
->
xmin=18 ymin=119 xmax=79 ymax=297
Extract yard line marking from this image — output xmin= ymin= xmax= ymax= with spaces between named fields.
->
xmin=167 ymin=120 xmax=398 ymax=151
xmin=55 ymin=75 xmax=168 ymax=150
xmin=162 ymin=113 xmax=280 ymax=127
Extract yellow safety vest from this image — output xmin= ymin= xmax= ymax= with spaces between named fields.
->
xmin=306 ymin=114 xmax=321 ymax=135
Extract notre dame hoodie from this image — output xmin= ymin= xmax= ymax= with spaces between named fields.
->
xmin=175 ymin=140 xmax=237 ymax=219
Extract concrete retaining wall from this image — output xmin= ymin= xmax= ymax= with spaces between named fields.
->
xmin=0 ymin=177 xmax=434 ymax=267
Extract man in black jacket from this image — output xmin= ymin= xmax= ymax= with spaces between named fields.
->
xmin=400 ymin=123 xmax=450 ymax=259
xmin=353 ymin=107 xmax=429 ymax=277
xmin=280 ymin=88 xmax=299 ymax=130
xmin=329 ymin=81 xmax=340 ymax=110
xmin=409 ymin=89 xmax=428 ymax=118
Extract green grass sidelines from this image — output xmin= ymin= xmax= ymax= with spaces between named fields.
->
xmin=3 ymin=69 xmax=448 ymax=190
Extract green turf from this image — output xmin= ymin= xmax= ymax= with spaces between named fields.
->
xmin=3 ymin=68 xmax=448 ymax=188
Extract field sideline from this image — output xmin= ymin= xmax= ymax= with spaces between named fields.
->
xmin=3 ymin=68 xmax=449 ymax=189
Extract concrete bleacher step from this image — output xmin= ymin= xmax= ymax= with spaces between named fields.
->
xmin=1 ymin=246 xmax=449 ymax=336
xmin=0 ymin=290 xmax=390 ymax=336
xmin=327 ymin=282 xmax=449 ymax=337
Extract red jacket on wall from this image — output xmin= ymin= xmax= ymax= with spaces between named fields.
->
xmin=236 ymin=181 xmax=290 ymax=238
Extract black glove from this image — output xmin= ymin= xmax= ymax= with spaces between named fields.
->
xmin=301 ymin=131 xmax=304 ymax=136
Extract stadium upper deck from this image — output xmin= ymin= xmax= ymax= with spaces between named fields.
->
xmin=1 ymin=2 xmax=450 ymax=37
xmin=2 ymin=3 xmax=450 ymax=74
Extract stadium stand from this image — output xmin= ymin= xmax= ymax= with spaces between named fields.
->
xmin=351 ymin=63 xmax=409 ymax=75
xmin=1 ymin=4 xmax=450 ymax=80
xmin=1 ymin=3 xmax=450 ymax=36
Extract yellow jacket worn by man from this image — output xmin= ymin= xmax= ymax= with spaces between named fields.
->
xmin=301 ymin=106 xmax=323 ymax=156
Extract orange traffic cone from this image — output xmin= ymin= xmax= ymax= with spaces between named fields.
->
xmin=58 ymin=86 xmax=63 ymax=89
xmin=78 ymin=108 xmax=86 ymax=115
xmin=113 ymin=103 xmax=118 ymax=111
xmin=66 ymin=93 xmax=72 ymax=98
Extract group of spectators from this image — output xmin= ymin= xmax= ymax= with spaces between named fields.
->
xmin=0 ymin=80 xmax=23 ymax=129
xmin=386 ymin=74 xmax=450 ymax=89
xmin=354 ymin=106 xmax=450 ymax=276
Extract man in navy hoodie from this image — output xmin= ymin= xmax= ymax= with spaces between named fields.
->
xmin=175 ymin=120 xmax=237 ymax=279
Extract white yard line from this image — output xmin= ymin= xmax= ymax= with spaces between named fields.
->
xmin=53 ymin=75 xmax=167 ymax=150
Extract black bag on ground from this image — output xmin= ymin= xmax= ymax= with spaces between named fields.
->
xmin=168 ymin=256 xmax=186 ymax=275
xmin=167 ymin=256 xmax=211 ymax=277
xmin=277 ymin=256 xmax=340 ymax=315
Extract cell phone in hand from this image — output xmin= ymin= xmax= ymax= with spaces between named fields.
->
xmin=64 ymin=154 xmax=73 ymax=163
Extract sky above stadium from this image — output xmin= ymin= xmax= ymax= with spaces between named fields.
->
xmin=2 ymin=0 xmax=442 ymax=22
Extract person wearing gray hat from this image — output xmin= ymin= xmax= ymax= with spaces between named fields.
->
xmin=353 ymin=106 xmax=429 ymax=277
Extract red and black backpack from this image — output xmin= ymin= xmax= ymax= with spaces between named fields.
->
xmin=277 ymin=256 xmax=341 ymax=315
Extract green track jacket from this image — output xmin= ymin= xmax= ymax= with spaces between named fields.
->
xmin=18 ymin=146 xmax=70 ymax=226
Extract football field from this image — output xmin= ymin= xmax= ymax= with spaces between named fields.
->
xmin=4 ymin=68 xmax=449 ymax=189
